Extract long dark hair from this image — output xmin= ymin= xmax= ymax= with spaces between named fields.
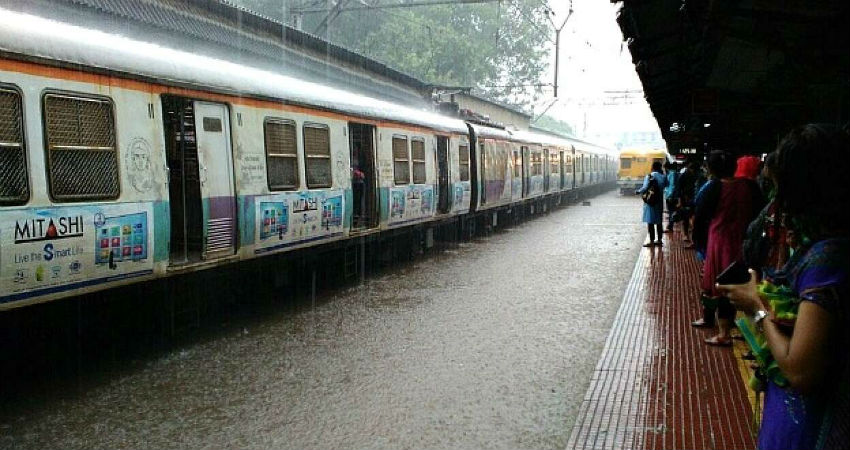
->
xmin=707 ymin=150 xmax=735 ymax=179
xmin=773 ymin=123 xmax=850 ymax=237
xmin=651 ymin=161 xmax=663 ymax=173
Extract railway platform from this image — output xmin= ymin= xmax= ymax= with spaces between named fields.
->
xmin=566 ymin=228 xmax=758 ymax=450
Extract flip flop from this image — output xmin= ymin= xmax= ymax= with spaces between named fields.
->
xmin=691 ymin=318 xmax=714 ymax=328
xmin=705 ymin=336 xmax=732 ymax=346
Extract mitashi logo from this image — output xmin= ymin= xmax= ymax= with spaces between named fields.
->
xmin=14 ymin=216 xmax=85 ymax=244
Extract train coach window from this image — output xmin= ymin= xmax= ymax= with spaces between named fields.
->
xmin=458 ymin=144 xmax=469 ymax=182
xmin=0 ymin=87 xmax=28 ymax=205
xmin=531 ymin=152 xmax=543 ymax=176
xmin=411 ymin=138 xmax=426 ymax=184
xmin=550 ymin=152 xmax=560 ymax=175
xmin=620 ymin=158 xmax=632 ymax=169
xmin=264 ymin=118 xmax=298 ymax=190
xmin=43 ymin=93 xmax=119 ymax=201
xmin=392 ymin=136 xmax=409 ymax=185
xmin=565 ymin=155 xmax=573 ymax=173
xmin=303 ymin=123 xmax=332 ymax=188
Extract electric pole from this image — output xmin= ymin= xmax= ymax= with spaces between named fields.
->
xmin=553 ymin=3 xmax=573 ymax=98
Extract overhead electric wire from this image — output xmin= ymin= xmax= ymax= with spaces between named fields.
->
xmin=291 ymin=0 xmax=499 ymax=14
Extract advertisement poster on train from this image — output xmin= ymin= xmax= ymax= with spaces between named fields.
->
xmin=388 ymin=185 xmax=434 ymax=226
xmin=254 ymin=190 xmax=345 ymax=254
xmin=453 ymin=182 xmax=471 ymax=214
xmin=259 ymin=202 xmax=288 ymax=241
xmin=0 ymin=203 xmax=154 ymax=304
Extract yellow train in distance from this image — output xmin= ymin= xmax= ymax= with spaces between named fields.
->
xmin=617 ymin=148 xmax=672 ymax=194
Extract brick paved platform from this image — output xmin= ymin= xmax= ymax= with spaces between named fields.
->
xmin=566 ymin=230 xmax=757 ymax=450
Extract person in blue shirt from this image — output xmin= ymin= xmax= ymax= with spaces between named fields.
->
xmin=664 ymin=162 xmax=679 ymax=232
xmin=636 ymin=161 xmax=668 ymax=247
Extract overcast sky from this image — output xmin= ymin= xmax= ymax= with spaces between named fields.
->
xmin=539 ymin=0 xmax=659 ymax=138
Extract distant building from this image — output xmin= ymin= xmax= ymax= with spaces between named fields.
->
xmin=434 ymin=89 xmax=532 ymax=131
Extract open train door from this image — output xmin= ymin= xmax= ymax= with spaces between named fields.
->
xmin=193 ymin=101 xmax=237 ymax=260
xmin=349 ymin=122 xmax=378 ymax=229
xmin=436 ymin=135 xmax=451 ymax=214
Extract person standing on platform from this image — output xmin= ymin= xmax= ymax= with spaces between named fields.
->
xmin=718 ymin=124 xmax=850 ymax=450
xmin=698 ymin=151 xmax=763 ymax=345
xmin=664 ymin=161 xmax=679 ymax=232
xmin=636 ymin=161 xmax=668 ymax=247
xmin=675 ymin=161 xmax=700 ymax=244
xmin=743 ymin=153 xmax=788 ymax=273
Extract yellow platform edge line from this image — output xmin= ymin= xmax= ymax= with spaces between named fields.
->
xmin=733 ymin=312 xmax=762 ymax=437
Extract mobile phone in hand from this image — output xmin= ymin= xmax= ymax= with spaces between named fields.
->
xmin=716 ymin=260 xmax=750 ymax=285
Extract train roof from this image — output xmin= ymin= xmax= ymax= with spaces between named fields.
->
xmin=511 ymin=129 xmax=618 ymax=157
xmin=0 ymin=8 xmax=468 ymax=135
xmin=619 ymin=148 xmax=670 ymax=157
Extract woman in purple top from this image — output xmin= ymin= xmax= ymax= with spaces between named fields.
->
xmin=718 ymin=124 xmax=850 ymax=449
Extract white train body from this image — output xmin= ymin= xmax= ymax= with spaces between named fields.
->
xmin=0 ymin=8 xmax=616 ymax=309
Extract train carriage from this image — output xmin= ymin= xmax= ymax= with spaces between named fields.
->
xmin=0 ymin=8 xmax=616 ymax=310
xmin=617 ymin=147 xmax=671 ymax=194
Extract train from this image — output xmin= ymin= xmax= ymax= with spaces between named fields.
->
xmin=616 ymin=147 xmax=671 ymax=194
xmin=0 ymin=9 xmax=617 ymax=310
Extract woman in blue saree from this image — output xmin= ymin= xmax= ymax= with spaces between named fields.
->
xmin=718 ymin=124 xmax=850 ymax=449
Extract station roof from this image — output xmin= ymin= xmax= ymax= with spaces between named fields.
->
xmin=614 ymin=0 xmax=850 ymax=154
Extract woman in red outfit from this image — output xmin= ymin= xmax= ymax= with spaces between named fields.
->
xmin=700 ymin=151 xmax=764 ymax=345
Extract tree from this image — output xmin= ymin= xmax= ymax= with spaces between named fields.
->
xmin=231 ymin=1 xmax=552 ymax=106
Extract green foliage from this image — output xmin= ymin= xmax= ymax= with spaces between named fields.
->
xmin=231 ymin=1 xmax=552 ymax=106
xmin=532 ymin=114 xmax=574 ymax=137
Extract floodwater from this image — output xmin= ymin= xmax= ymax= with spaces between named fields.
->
xmin=0 ymin=192 xmax=646 ymax=450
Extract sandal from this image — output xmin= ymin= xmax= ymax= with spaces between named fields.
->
xmin=705 ymin=336 xmax=733 ymax=346
xmin=691 ymin=318 xmax=714 ymax=328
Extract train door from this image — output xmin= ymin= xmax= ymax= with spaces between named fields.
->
xmin=559 ymin=150 xmax=565 ymax=189
xmin=478 ymin=140 xmax=487 ymax=205
xmin=162 ymin=96 xmax=236 ymax=264
xmin=521 ymin=146 xmax=530 ymax=197
xmin=543 ymin=149 xmax=550 ymax=192
xmin=193 ymin=101 xmax=237 ymax=259
xmin=469 ymin=140 xmax=481 ymax=211
xmin=580 ymin=154 xmax=586 ymax=186
xmin=349 ymin=122 xmax=378 ymax=229
xmin=436 ymin=135 xmax=451 ymax=214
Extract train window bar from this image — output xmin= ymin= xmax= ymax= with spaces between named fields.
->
xmin=0 ymin=86 xmax=29 ymax=205
xmin=303 ymin=123 xmax=332 ymax=189
xmin=264 ymin=118 xmax=299 ymax=191
xmin=411 ymin=138 xmax=426 ymax=184
xmin=43 ymin=92 xmax=119 ymax=201
xmin=392 ymin=135 xmax=409 ymax=185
